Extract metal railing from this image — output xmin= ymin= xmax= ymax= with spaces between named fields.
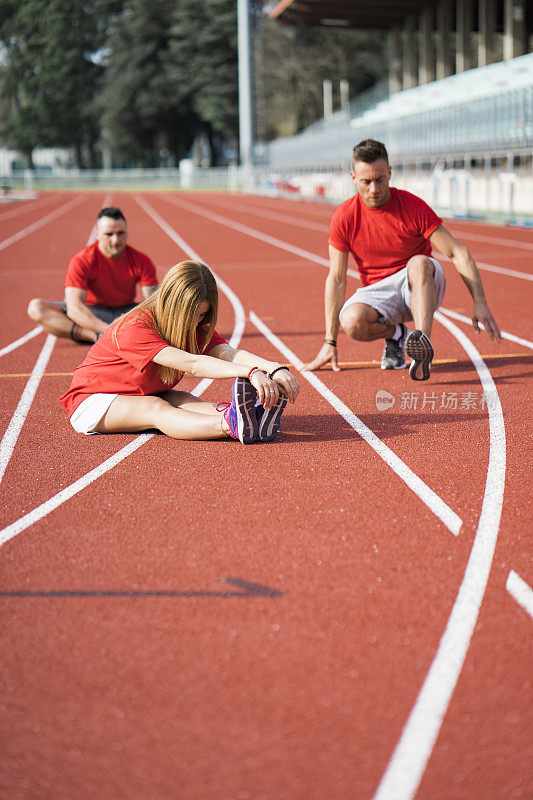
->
xmin=264 ymin=54 xmax=533 ymax=169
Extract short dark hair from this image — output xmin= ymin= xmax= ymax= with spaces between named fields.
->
xmin=97 ymin=207 xmax=126 ymax=223
xmin=352 ymin=139 xmax=389 ymax=169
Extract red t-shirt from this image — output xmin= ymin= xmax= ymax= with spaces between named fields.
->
xmin=59 ymin=312 xmax=228 ymax=417
xmin=64 ymin=242 xmax=157 ymax=306
xmin=328 ymin=188 xmax=442 ymax=286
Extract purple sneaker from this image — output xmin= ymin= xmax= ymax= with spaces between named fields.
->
xmin=223 ymin=378 xmax=259 ymax=443
xmin=255 ymin=395 xmax=288 ymax=442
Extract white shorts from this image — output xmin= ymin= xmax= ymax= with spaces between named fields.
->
xmin=70 ymin=393 xmax=118 ymax=435
xmin=340 ymin=258 xmax=446 ymax=326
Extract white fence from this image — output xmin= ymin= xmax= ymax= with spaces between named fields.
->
xmin=1 ymin=163 xmax=531 ymax=222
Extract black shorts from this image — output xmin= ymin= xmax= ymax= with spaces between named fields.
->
xmin=55 ymin=301 xmax=138 ymax=325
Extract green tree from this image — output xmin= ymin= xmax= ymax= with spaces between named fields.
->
xmin=99 ymin=0 xmax=239 ymax=167
xmin=255 ymin=18 xmax=387 ymax=141
xmin=97 ymin=0 xmax=201 ymax=166
xmin=0 ymin=0 xmax=119 ymax=168
xmin=166 ymin=0 xmax=239 ymax=164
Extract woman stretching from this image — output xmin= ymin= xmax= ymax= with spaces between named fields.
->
xmin=59 ymin=261 xmax=299 ymax=443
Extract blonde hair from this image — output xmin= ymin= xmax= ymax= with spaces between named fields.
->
xmin=113 ymin=260 xmax=219 ymax=385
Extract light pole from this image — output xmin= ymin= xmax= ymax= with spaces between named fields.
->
xmin=238 ymin=0 xmax=254 ymax=172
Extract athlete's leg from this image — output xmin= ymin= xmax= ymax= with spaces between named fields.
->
xmin=406 ymin=256 xmax=437 ymax=337
xmin=94 ymin=394 xmax=229 ymax=440
xmin=27 ymin=299 xmax=96 ymax=342
xmin=404 ymin=256 xmax=439 ymax=381
xmin=159 ymin=389 xmax=224 ymax=415
xmin=340 ymin=303 xmax=395 ymax=342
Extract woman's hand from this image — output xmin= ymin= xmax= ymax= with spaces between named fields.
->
xmin=270 ymin=368 xmax=299 ymax=403
xmin=249 ymin=370 xmax=280 ymax=410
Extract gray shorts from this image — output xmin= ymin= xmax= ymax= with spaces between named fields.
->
xmin=340 ymin=258 xmax=446 ymax=326
xmin=55 ymin=301 xmax=138 ymax=325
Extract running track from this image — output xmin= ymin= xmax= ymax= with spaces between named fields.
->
xmin=0 ymin=191 xmax=531 ymax=800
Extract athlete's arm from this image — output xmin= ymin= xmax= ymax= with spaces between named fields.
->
xmin=429 ymin=225 xmax=501 ymax=341
xmin=153 ymin=346 xmax=292 ymax=409
xmin=64 ymin=286 xmax=109 ymax=334
xmin=141 ymin=284 xmax=158 ymax=298
xmin=306 ymin=246 xmax=348 ymax=371
xmin=210 ymin=344 xmax=299 ymax=403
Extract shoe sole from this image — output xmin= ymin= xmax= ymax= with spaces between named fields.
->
xmin=234 ymin=378 xmax=259 ymax=444
xmin=405 ymin=331 xmax=434 ymax=381
xmin=258 ymin=396 xmax=288 ymax=442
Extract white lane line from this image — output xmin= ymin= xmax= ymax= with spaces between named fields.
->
xmin=439 ymin=307 xmax=533 ymax=350
xmin=0 ymin=195 xmax=86 ymax=253
xmin=0 ymin=194 xmax=106 ymax=488
xmin=0 ymin=194 xmax=60 ymax=222
xmin=0 ymin=195 xmax=111 ymax=359
xmin=214 ymin=199 xmax=533 ymax=280
xmin=467 ymin=261 xmax=532 ymax=282
xmin=448 ymin=230 xmax=533 ymax=251
xmin=226 ymin=193 xmax=333 ymax=219
xmin=506 ymin=571 xmax=533 ymax=619
xmin=0 ymin=202 xmax=245 ymax=547
xmin=373 ymin=310 xmax=506 ymax=800
xmin=156 ymin=193 xmax=331 ymax=268
xmin=0 ymin=435 xmax=153 ymax=546
xmin=437 ymin=253 xmax=533 ymax=282
xmin=249 ymin=311 xmax=462 ymax=537
xmin=0 ymin=327 xmax=43 ymax=358
xmin=180 ymin=194 xmax=330 ymax=233
xmin=133 ymin=193 xmax=245 ymax=348
xmin=199 ymin=195 xmax=533 ymax=262
xmin=141 ymin=200 xmax=512 ymax=791
xmin=0 ymin=334 xmax=56 ymax=486
xmin=156 ymin=195 xmax=533 ymax=352
xmin=218 ymin=198 xmax=533 ymax=252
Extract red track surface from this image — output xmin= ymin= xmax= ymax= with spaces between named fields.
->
xmin=0 ymin=191 xmax=531 ymax=800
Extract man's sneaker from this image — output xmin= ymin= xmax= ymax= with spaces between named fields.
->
xmin=381 ymin=323 xmax=409 ymax=370
xmin=405 ymin=330 xmax=434 ymax=381
xmin=223 ymin=378 xmax=259 ymax=443
xmin=255 ymin=395 xmax=288 ymax=442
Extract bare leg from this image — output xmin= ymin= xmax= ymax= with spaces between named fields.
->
xmin=27 ymin=299 xmax=96 ymax=342
xmin=159 ymin=389 xmax=225 ymax=415
xmin=340 ymin=303 xmax=395 ymax=342
xmin=94 ymin=394 xmax=231 ymax=440
xmin=406 ymin=256 xmax=437 ymax=337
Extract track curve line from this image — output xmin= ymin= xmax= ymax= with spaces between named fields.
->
xmin=439 ymin=307 xmax=533 ymax=350
xmin=133 ymin=194 xmax=245 ymax=349
xmin=506 ymin=570 xmax=533 ymax=619
xmin=249 ymin=311 xmax=462 ymax=536
xmin=0 ymin=210 xmax=245 ymax=548
xmin=156 ymin=193 xmax=331 ymax=268
xmin=159 ymin=194 xmax=533 ymax=282
xmin=372 ymin=310 xmax=507 ymax=800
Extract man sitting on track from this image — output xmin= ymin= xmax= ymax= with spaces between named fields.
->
xmin=307 ymin=138 xmax=501 ymax=380
xmin=27 ymin=207 xmax=158 ymax=344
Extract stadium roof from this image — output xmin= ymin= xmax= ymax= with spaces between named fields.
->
xmin=269 ymin=0 xmax=441 ymax=29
